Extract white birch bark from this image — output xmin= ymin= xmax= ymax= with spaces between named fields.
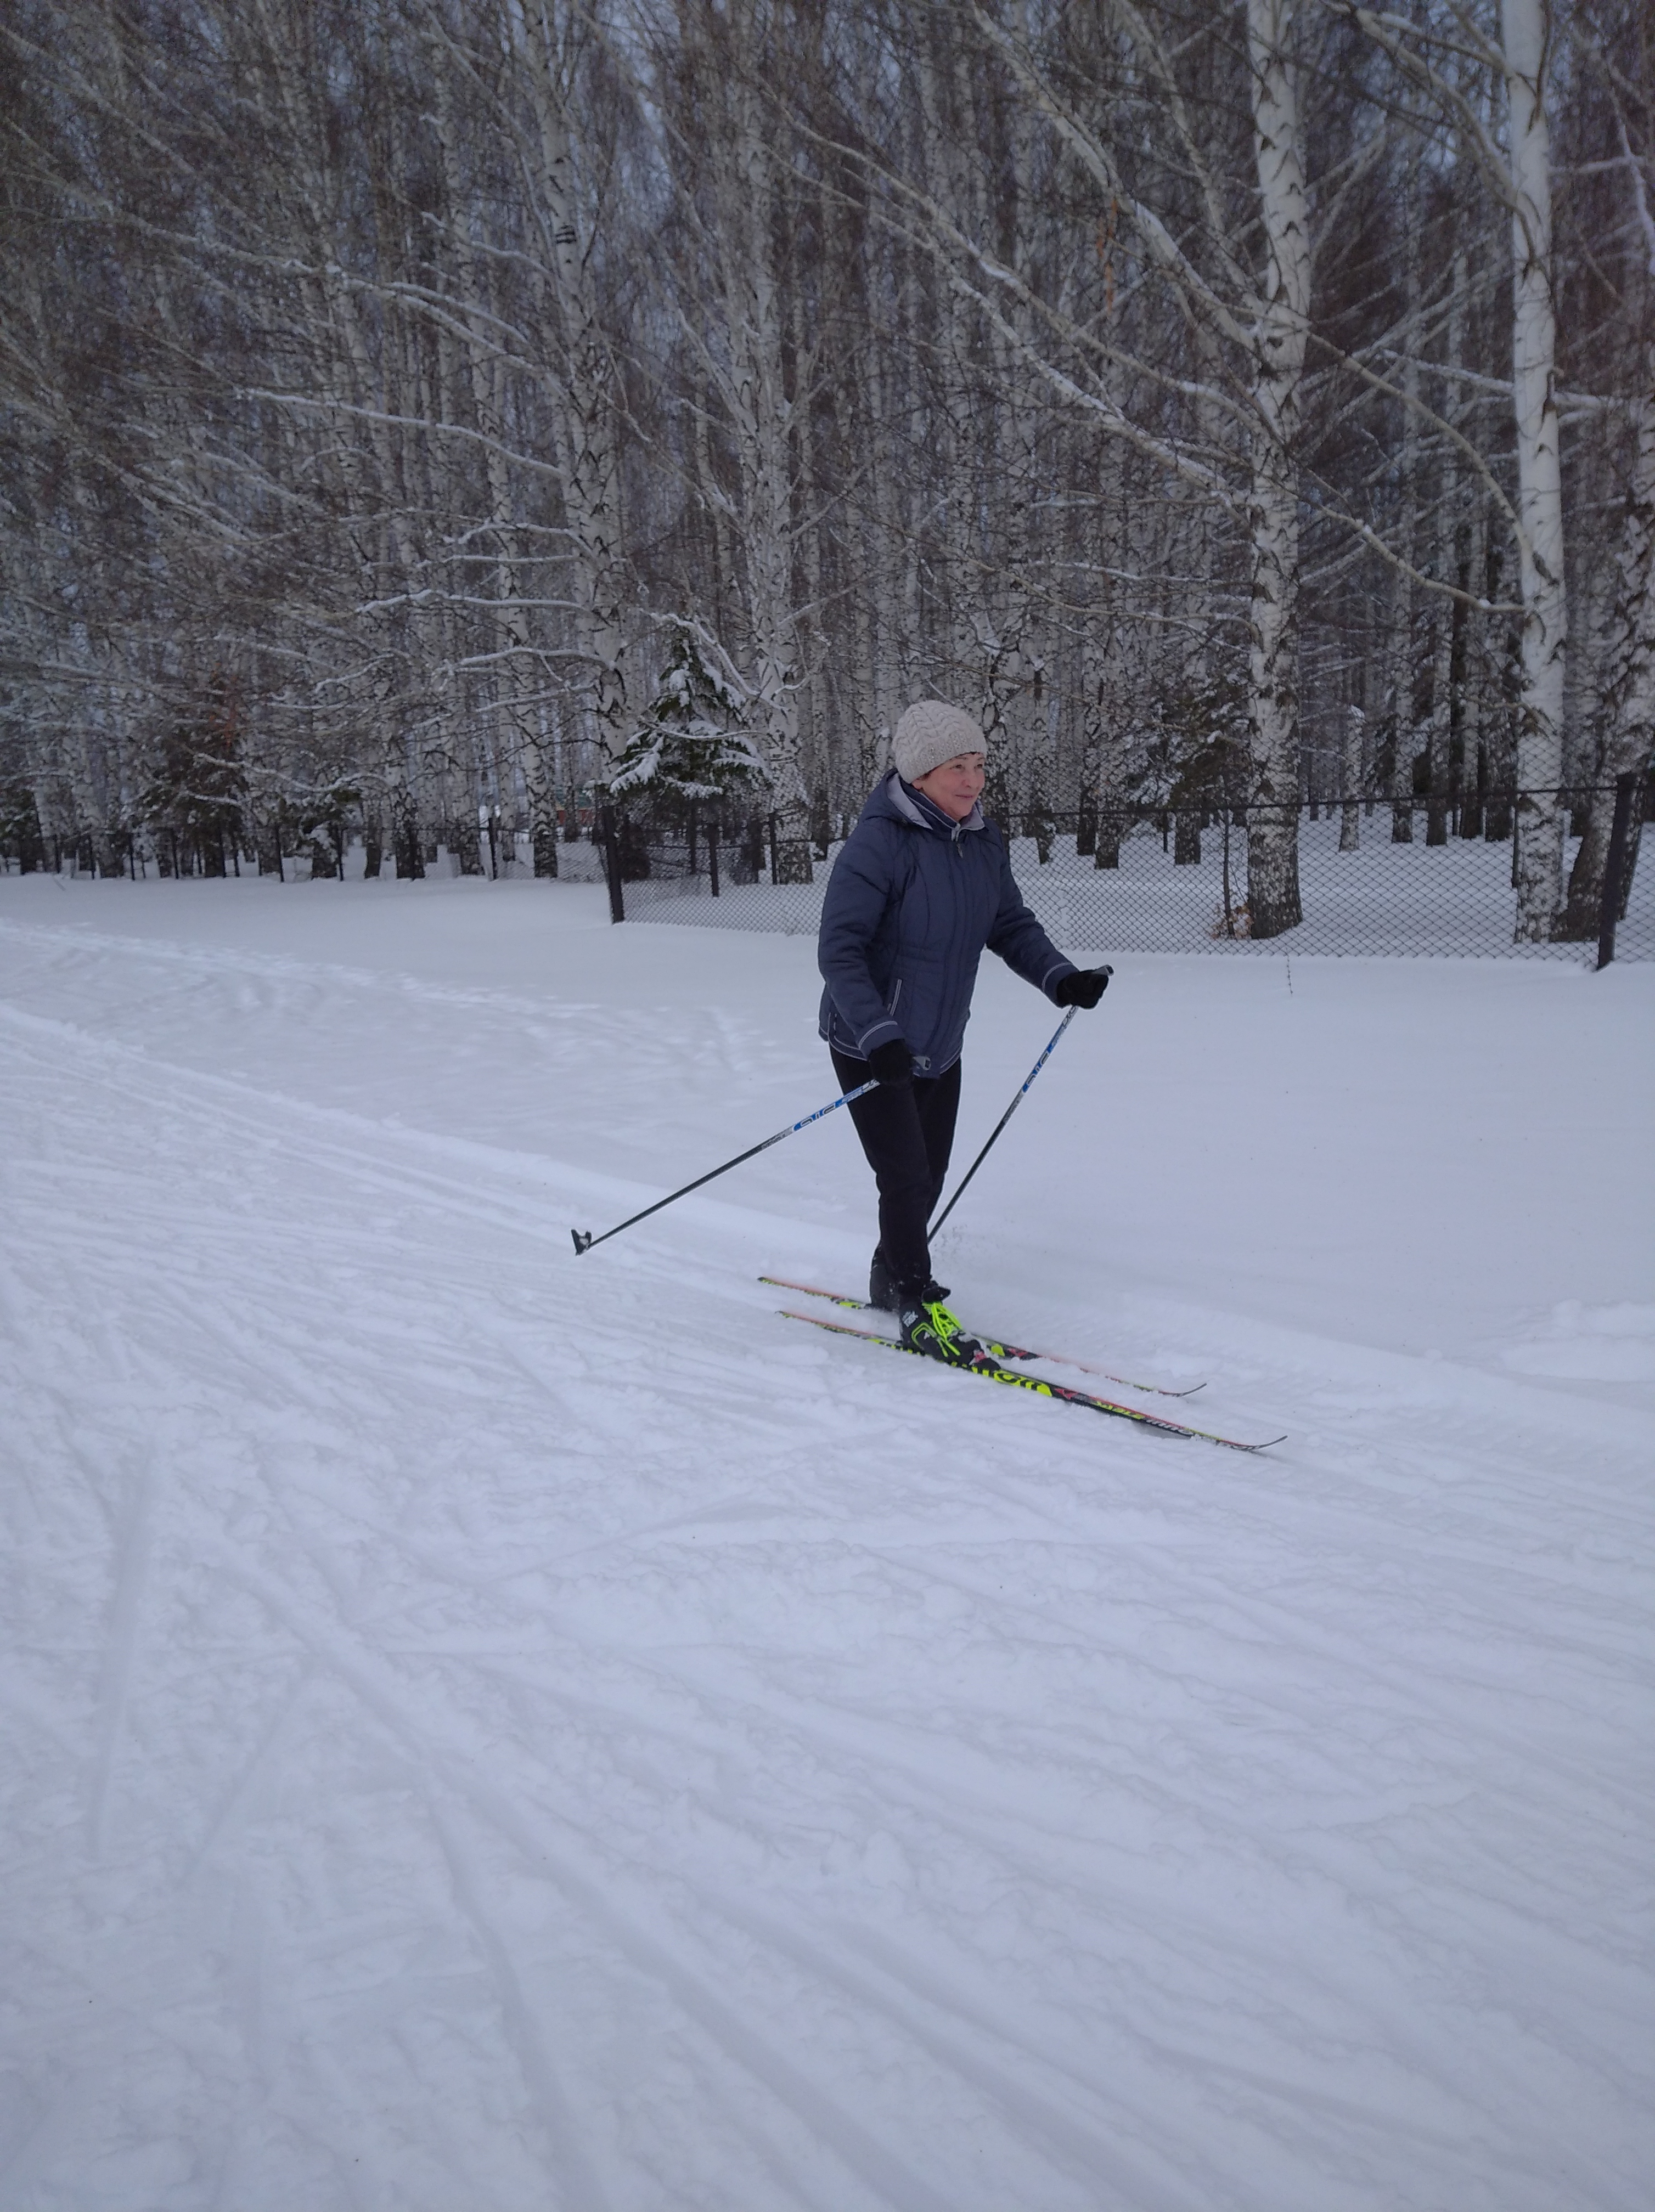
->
xmin=848 ymin=574 xmax=881 ymax=798
xmin=525 ymin=702 xmax=561 ymax=878
xmin=1426 ymin=250 xmax=1470 ymax=845
xmin=920 ymin=31 xmax=987 ymax=755
xmin=693 ymin=396 xmax=735 ymax=617
xmin=1384 ymin=119 xmax=1425 ymax=842
xmin=1339 ymin=706 xmax=1365 ymax=849
xmin=872 ymin=268 xmax=923 ymax=715
xmin=515 ymin=2 xmax=629 ymax=785
xmin=1243 ymin=0 xmax=1310 ymax=936
xmin=1083 ymin=581 xmax=1129 ymax=870
xmin=989 ymin=0 xmax=1048 ymax=831
xmin=662 ymin=7 xmax=812 ymax=879
xmin=789 ymin=234 xmax=823 ymax=826
xmin=289 ymin=139 xmax=427 ymax=870
xmin=1500 ymin=0 xmax=1567 ymax=938
xmin=431 ymin=60 xmax=531 ymax=873
xmin=1563 ymin=385 xmax=1655 ymax=931
xmin=937 ymin=22 xmax=1037 ymax=831
xmin=724 ymin=72 xmax=811 ymax=878
xmin=863 ymin=329 xmax=903 ymax=760
xmin=1458 ymin=514 xmax=1487 ymax=836
xmin=1425 ymin=523 xmax=1456 ymax=845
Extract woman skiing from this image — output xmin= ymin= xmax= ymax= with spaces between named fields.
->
xmin=817 ymin=699 xmax=1111 ymax=1364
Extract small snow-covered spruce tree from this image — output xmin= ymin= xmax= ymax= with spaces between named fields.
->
xmin=609 ymin=621 xmax=770 ymax=812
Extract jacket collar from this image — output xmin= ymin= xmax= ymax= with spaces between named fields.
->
xmin=885 ymin=769 xmax=984 ymax=836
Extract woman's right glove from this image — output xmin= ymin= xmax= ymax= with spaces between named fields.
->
xmin=867 ymin=1039 xmax=915 ymax=1085
xmin=1054 ymin=966 xmax=1112 ymax=1009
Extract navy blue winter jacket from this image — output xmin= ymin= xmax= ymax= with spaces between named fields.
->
xmin=818 ymin=772 xmax=1077 ymax=1074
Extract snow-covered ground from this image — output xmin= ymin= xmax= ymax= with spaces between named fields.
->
xmin=2 ymin=871 xmax=1651 ymax=2212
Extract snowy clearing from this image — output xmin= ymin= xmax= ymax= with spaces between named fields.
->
xmin=2 ymin=873 xmax=1652 ymax=2212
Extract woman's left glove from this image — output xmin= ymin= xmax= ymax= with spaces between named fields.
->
xmin=867 ymin=1038 xmax=915 ymax=1084
xmin=1053 ymin=966 xmax=1112 ymax=1009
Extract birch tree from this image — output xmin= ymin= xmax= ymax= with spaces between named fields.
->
xmin=652 ymin=0 xmax=817 ymax=880
xmin=1500 ymin=0 xmax=1567 ymax=936
xmin=1558 ymin=15 xmax=1655 ymax=932
xmin=1563 ymin=385 xmax=1655 ymax=929
xmin=510 ymin=0 xmax=632 ymax=786
xmin=1245 ymin=0 xmax=1313 ymax=933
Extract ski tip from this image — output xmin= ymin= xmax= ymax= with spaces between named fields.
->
xmin=571 ymin=1229 xmax=593 ymax=1256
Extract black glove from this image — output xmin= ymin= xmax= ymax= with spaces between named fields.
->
xmin=1053 ymin=965 xmax=1112 ymax=1009
xmin=867 ymin=1038 xmax=914 ymax=1085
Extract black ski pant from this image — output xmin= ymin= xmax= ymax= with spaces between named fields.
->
xmin=831 ymin=1047 xmax=962 ymax=1295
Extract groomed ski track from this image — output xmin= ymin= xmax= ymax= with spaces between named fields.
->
xmin=1 ymin=876 xmax=1651 ymax=2212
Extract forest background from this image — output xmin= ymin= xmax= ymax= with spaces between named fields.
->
xmin=1 ymin=0 xmax=1651 ymax=943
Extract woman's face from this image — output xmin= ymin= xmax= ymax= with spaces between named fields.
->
xmin=913 ymin=752 xmax=987 ymax=822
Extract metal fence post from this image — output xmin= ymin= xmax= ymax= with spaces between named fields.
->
xmin=599 ymin=802 xmax=626 ymax=924
xmin=1596 ymin=771 xmax=1638 ymax=970
xmin=708 ymin=815 xmax=720 ymax=898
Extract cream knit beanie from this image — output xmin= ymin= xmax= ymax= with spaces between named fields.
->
xmin=891 ymin=699 xmax=986 ymax=785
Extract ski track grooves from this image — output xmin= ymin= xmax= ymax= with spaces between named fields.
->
xmin=2 ymin=917 xmax=1651 ymax=2211
xmin=213 ymin=1549 xmax=958 ymax=2212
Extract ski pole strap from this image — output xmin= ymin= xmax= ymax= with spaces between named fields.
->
xmin=571 ymin=1079 xmax=879 ymax=1256
xmin=927 ymin=1005 xmax=1079 ymax=1240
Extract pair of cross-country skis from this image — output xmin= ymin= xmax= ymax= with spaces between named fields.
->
xmin=763 ymin=1277 xmax=1285 ymax=1455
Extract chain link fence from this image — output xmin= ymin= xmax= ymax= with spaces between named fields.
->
xmin=606 ymin=783 xmax=1653 ymax=963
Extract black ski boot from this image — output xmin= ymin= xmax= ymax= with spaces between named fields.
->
xmin=897 ymin=1282 xmax=982 ymax=1367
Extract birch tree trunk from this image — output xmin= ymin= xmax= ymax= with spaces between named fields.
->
xmin=863 ymin=327 xmax=903 ymax=765
xmin=1076 ymin=569 xmax=1107 ymax=858
xmin=1426 ymin=249 xmax=1471 ymax=845
xmin=1084 ymin=589 xmax=1128 ymax=870
xmin=1387 ymin=139 xmax=1423 ymax=842
xmin=1387 ymin=502 xmax=1418 ymax=839
xmin=991 ymin=1 xmax=1049 ymax=836
xmin=724 ymin=71 xmax=812 ymax=882
xmin=667 ymin=7 xmax=812 ymax=880
xmin=1339 ymin=705 xmax=1364 ymax=849
xmin=525 ymin=708 xmax=562 ymax=879
xmin=1500 ymin=0 xmax=1567 ymax=939
xmin=1243 ymin=0 xmax=1309 ymax=937
xmin=515 ymin=2 xmax=629 ymax=785
xmin=1562 ymin=386 xmax=1655 ymax=932
xmin=789 ymin=203 xmax=825 ymax=829
xmin=924 ymin=31 xmax=988 ymax=778
xmin=431 ymin=54 xmax=538 ymax=874
xmin=1456 ymin=509 xmax=1487 ymax=838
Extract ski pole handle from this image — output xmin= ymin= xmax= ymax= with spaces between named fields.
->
xmin=571 ymin=1080 xmax=879 ymax=1256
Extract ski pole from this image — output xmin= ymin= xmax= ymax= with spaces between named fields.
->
xmin=927 ymin=1003 xmax=1082 ymax=1240
xmin=571 ymin=1080 xmax=879 ymax=1256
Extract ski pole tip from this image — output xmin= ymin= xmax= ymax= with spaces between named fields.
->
xmin=571 ymin=1229 xmax=593 ymax=1256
